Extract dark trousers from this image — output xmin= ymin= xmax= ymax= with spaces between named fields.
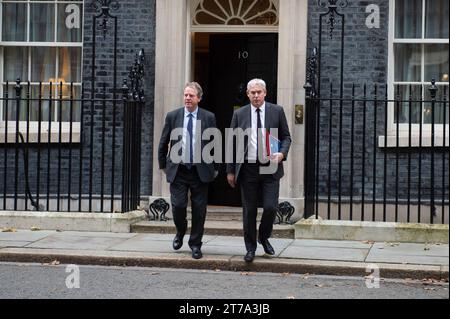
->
xmin=239 ymin=163 xmax=280 ymax=252
xmin=170 ymin=165 xmax=208 ymax=248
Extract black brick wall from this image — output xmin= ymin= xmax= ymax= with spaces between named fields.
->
xmin=0 ymin=0 xmax=156 ymax=209
xmin=82 ymin=0 xmax=155 ymax=198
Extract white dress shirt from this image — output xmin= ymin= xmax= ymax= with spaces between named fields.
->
xmin=248 ymin=103 xmax=267 ymax=161
xmin=182 ymin=107 xmax=198 ymax=163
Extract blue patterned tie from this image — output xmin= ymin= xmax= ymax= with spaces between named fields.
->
xmin=186 ymin=113 xmax=194 ymax=169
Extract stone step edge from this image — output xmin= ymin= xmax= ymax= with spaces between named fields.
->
xmin=0 ymin=248 xmax=446 ymax=280
xmin=131 ymin=222 xmax=295 ymax=238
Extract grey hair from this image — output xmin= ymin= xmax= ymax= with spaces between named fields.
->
xmin=247 ymin=79 xmax=267 ymax=92
xmin=185 ymin=82 xmax=203 ymax=99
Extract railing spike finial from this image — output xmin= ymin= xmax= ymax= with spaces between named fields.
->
xmin=304 ymin=48 xmax=318 ymax=98
xmin=122 ymin=79 xmax=129 ymax=101
xmin=15 ymin=78 xmax=22 ymax=97
xmin=122 ymin=49 xmax=146 ymax=103
xmin=429 ymin=78 xmax=438 ymax=100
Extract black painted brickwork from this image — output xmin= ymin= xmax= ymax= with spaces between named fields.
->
xmin=0 ymin=0 xmax=156 ymax=209
xmin=307 ymin=0 xmax=449 ymax=205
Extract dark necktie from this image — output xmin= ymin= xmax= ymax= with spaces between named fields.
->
xmin=256 ymin=108 xmax=263 ymax=162
xmin=186 ymin=113 xmax=194 ymax=169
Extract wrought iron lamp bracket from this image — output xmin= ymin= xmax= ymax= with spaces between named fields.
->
xmin=317 ymin=0 xmax=348 ymax=39
xmin=92 ymin=0 xmax=120 ymax=38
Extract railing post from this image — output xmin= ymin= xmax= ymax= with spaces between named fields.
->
xmin=121 ymin=80 xmax=130 ymax=213
xmin=303 ymin=49 xmax=318 ymax=219
xmin=3 ymin=81 xmax=9 ymax=210
xmin=304 ymin=85 xmax=316 ymax=219
xmin=122 ymin=50 xmax=145 ymax=212
xmin=14 ymin=79 xmax=22 ymax=211
xmin=131 ymin=89 xmax=137 ymax=210
xmin=429 ymin=79 xmax=438 ymax=224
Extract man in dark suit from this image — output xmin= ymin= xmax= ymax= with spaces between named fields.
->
xmin=158 ymin=82 xmax=218 ymax=259
xmin=226 ymin=79 xmax=291 ymax=262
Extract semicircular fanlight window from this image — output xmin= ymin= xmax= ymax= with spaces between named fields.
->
xmin=192 ymin=0 xmax=279 ymax=26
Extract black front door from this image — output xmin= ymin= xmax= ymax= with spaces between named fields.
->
xmin=196 ymin=33 xmax=278 ymax=206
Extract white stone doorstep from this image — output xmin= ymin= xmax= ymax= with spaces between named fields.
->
xmin=0 ymin=210 xmax=148 ymax=233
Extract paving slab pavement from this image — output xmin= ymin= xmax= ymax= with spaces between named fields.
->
xmin=366 ymin=242 xmax=449 ymax=266
xmin=0 ymin=241 xmax=31 ymax=248
xmin=279 ymin=245 xmax=370 ymax=262
xmin=0 ymin=229 xmax=447 ymax=280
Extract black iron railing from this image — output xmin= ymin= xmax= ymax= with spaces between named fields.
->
xmin=304 ymin=72 xmax=449 ymax=224
xmin=0 ymin=0 xmax=145 ymax=214
xmin=0 ymin=50 xmax=145 ymax=214
xmin=121 ymin=50 xmax=145 ymax=213
xmin=0 ymin=51 xmax=145 ymax=212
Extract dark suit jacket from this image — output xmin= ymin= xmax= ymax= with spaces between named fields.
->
xmin=226 ymin=102 xmax=292 ymax=181
xmin=158 ymin=107 xmax=218 ymax=184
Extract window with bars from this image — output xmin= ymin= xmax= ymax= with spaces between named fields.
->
xmin=391 ymin=0 xmax=449 ymax=127
xmin=0 ymin=0 xmax=83 ymax=123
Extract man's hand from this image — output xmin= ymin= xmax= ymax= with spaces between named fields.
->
xmin=270 ymin=153 xmax=284 ymax=164
xmin=227 ymin=174 xmax=236 ymax=188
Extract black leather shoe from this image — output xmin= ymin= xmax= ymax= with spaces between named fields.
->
xmin=173 ymin=233 xmax=184 ymax=251
xmin=244 ymin=251 xmax=255 ymax=262
xmin=258 ymin=239 xmax=275 ymax=255
xmin=191 ymin=247 xmax=203 ymax=259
